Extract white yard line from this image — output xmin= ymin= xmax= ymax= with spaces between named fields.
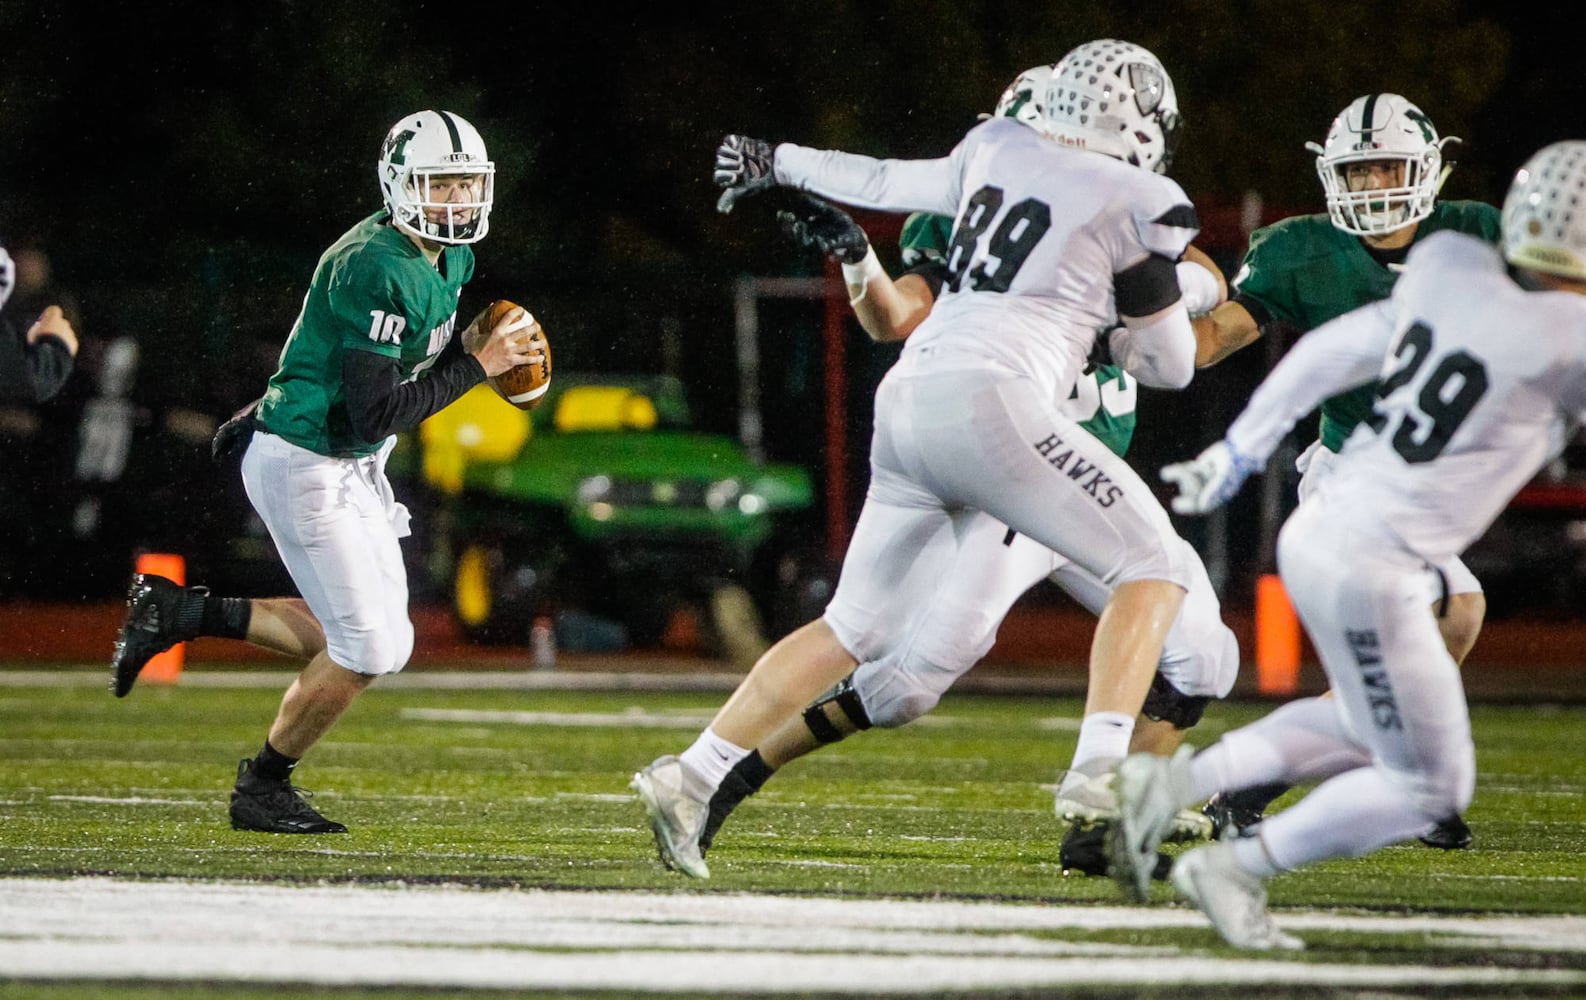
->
xmin=2 ymin=877 xmax=1582 ymax=993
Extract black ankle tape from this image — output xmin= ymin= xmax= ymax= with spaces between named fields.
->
xmin=700 ymin=752 xmax=777 ymax=852
xmin=733 ymin=750 xmax=774 ymax=792
xmin=251 ymin=741 xmax=299 ymax=783
xmin=201 ymin=595 xmax=252 ymax=641
xmin=171 ymin=588 xmax=208 ymax=641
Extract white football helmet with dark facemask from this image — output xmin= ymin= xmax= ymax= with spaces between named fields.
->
xmin=1502 ymin=140 xmax=1586 ymax=282
xmin=377 ymin=110 xmax=495 ymax=245
xmin=1307 ymin=94 xmax=1452 ymax=237
xmin=1042 ymin=39 xmax=1182 ymax=174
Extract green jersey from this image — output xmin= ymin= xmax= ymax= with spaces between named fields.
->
xmin=898 ymin=213 xmax=1137 ymax=457
xmin=257 ymin=211 xmax=475 ymax=458
xmin=1233 ymin=200 xmax=1501 ymax=451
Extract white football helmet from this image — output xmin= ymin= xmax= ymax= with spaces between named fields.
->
xmin=1042 ymin=39 xmax=1181 ymax=174
xmin=377 ymin=110 xmax=495 ymax=245
xmin=1502 ymin=141 xmax=1586 ymax=282
xmin=1307 ymin=94 xmax=1451 ymax=237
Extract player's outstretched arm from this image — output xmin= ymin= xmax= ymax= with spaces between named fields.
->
xmin=1193 ymin=300 xmax=1261 ymax=368
xmin=776 ymin=195 xmax=933 ymax=343
xmin=715 ymin=135 xmax=778 ymax=214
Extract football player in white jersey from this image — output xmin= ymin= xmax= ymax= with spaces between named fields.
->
xmin=632 ymin=40 xmax=1206 ymax=881
xmin=687 ymin=65 xmax=1237 ymax=882
xmin=1107 ymin=140 xmax=1586 ymax=950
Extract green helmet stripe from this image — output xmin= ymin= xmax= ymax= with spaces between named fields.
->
xmin=437 ymin=111 xmax=464 ymax=153
xmin=1359 ymin=93 xmax=1380 ymax=146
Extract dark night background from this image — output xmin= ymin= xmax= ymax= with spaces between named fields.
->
xmin=2 ymin=0 xmax=1583 ymax=616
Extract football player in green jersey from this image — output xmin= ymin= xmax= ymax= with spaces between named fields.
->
xmin=1189 ymin=94 xmax=1498 ymax=850
xmin=108 ymin=110 xmax=542 ymax=834
xmin=677 ymin=66 xmax=1237 ymax=881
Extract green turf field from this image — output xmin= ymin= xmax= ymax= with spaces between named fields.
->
xmin=2 ymin=672 xmax=1584 ymax=996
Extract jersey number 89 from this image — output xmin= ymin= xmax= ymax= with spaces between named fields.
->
xmin=944 ymin=185 xmax=1051 ymax=294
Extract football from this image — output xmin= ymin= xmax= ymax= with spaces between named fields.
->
xmin=477 ymin=299 xmax=552 ymax=411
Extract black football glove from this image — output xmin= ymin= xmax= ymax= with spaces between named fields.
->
xmin=211 ymin=397 xmax=261 ymax=466
xmin=714 ymin=134 xmax=777 ymax=214
xmin=777 ymin=195 xmax=870 ymax=264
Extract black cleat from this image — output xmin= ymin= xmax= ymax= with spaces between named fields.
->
xmin=229 ymin=759 xmax=348 ymax=834
xmin=109 ymin=574 xmax=205 ymax=698
xmin=1060 ymin=822 xmax=1171 ymax=881
xmin=1202 ymin=783 xmax=1287 ymax=840
xmin=1419 ymin=813 xmax=1473 ymax=850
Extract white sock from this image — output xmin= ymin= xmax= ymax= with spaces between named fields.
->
xmin=1063 ymin=711 xmax=1134 ymax=790
xmin=1189 ymin=696 xmax=1368 ymax=801
xmin=679 ymin=728 xmax=750 ymax=788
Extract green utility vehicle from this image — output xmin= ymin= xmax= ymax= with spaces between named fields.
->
xmin=391 ymin=372 xmax=825 ymax=661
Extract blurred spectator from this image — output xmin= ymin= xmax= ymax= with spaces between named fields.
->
xmin=0 ymin=244 xmax=79 ymax=404
xmin=4 ymin=244 xmax=83 ymax=335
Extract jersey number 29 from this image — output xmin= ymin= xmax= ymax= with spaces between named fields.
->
xmin=1367 ymin=322 xmax=1489 ymax=463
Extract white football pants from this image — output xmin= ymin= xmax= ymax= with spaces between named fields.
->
xmin=824 ymin=365 xmax=1192 ymax=718
xmin=242 ymin=431 xmax=415 ymax=676
xmin=1191 ymin=498 xmax=1475 ymax=872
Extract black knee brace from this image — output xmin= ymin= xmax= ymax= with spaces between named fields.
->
xmin=1141 ymin=670 xmax=1212 ymax=730
xmin=802 ymin=676 xmax=874 ymax=743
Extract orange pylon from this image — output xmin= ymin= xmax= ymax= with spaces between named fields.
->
xmin=135 ymin=552 xmax=187 ymax=686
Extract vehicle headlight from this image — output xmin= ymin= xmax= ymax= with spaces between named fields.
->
xmin=577 ymin=475 xmax=612 ymax=504
xmin=706 ymin=478 xmax=742 ymax=512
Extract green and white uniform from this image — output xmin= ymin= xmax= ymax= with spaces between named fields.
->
xmin=258 ymin=211 xmax=474 ymax=457
xmin=243 ymin=211 xmax=475 ymax=676
xmin=1231 ymin=200 xmax=1500 ymax=597
xmin=1232 ymin=201 xmax=1500 ymax=453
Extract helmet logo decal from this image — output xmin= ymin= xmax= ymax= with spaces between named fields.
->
xmin=382 ymin=129 xmax=416 ymax=167
xmin=1404 ymin=107 xmax=1436 ymax=144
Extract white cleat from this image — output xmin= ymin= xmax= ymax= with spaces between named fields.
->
xmin=631 ymin=754 xmax=712 ymax=879
xmin=1110 ymin=746 xmax=1195 ymax=902
xmin=1052 ymin=769 xmax=1119 ymax=827
xmin=1170 ymin=842 xmax=1305 ymax=951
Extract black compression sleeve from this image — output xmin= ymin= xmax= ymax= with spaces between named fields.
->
xmin=0 ymin=316 xmax=72 ymax=404
xmin=1229 ymin=292 xmax=1274 ymax=330
xmin=26 ymin=337 xmax=73 ymax=402
xmin=341 ymin=340 xmax=486 ymax=444
xmin=1113 ymin=252 xmax=1183 ymax=319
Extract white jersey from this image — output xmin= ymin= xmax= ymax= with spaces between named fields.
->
xmin=1228 ymin=231 xmax=1586 ymax=565
xmin=774 ymin=118 xmax=1198 ymax=405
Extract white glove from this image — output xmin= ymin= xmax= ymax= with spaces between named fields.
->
xmin=1160 ymin=440 xmax=1258 ymax=514
xmin=0 ymin=246 xmax=13 ymax=312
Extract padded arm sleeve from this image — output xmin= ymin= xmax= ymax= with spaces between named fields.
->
xmin=1107 ymin=307 xmax=1196 ymax=389
xmin=1225 ymin=299 xmax=1396 ymax=464
xmin=773 ymin=143 xmax=962 ymax=216
xmin=341 ymin=338 xmax=486 ymax=444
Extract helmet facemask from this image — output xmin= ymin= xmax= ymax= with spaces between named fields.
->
xmin=378 ymin=110 xmax=495 ymax=246
xmin=1308 ymin=94 xmax=1449 ymax=238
